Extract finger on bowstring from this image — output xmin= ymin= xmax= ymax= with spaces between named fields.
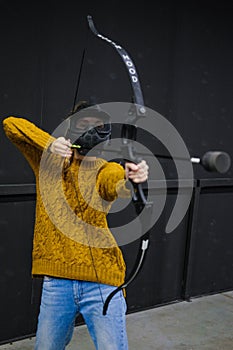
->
xmin=59 ymin=138 xmax=70 ymax=146
xmin=58 ymin=144 xmax=72 ymax=157
xmin=65 ymin=139 xmax=72 ymax=147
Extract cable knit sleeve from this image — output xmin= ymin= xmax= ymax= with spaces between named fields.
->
xmin=96 ymin=162 xmax=131 ymax=201
xmin=3 ymin=116 xmax=54 ymax=171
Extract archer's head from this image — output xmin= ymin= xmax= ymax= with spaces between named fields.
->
xmin=66 ymin=101 xmax=111 ymax=156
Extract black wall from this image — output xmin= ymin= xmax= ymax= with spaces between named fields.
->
xmin=0 ymin=0 xmax=233 ymax=344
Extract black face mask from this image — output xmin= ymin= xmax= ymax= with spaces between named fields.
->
xmin=66 ymin=107 xmax=111 ymax=156
xmin=72 ymin=123 xmax=111 ymax=155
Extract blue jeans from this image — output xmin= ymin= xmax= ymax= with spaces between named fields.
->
xmin=35 ymin=277 xmax=128 ymax=350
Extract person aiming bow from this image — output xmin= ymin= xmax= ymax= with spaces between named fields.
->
xmin=3 ymin=101 xmax=149 ymax=350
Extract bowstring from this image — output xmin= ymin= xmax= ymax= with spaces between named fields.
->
xmin=70 ymin=170 xmax=105 ymax=306
xmin=71 ymin=19 xmax=90 ymax=114
xmin=69 ymin=19 xmax=105 ymax=305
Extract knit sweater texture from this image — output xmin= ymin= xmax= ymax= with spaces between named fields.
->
xmin=3 ymin=117 xmax=130 ymax=287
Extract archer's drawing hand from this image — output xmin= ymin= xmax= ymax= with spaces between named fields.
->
xmin=125 ymin=160 xmax=149 ymax=183
xmin=50 ymin=137 xmax=73 ymax=158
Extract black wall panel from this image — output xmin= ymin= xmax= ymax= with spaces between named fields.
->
xmin=170 ymin=7 xmax=233 ymax=180
xmin=184 ymin=180 xmax=233 ymax=299
xmin=0 ymin=194 xmax=37 ymax=342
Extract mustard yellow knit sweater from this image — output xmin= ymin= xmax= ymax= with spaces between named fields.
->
xmin=3 ymin=116 xmax=129 ymax=287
